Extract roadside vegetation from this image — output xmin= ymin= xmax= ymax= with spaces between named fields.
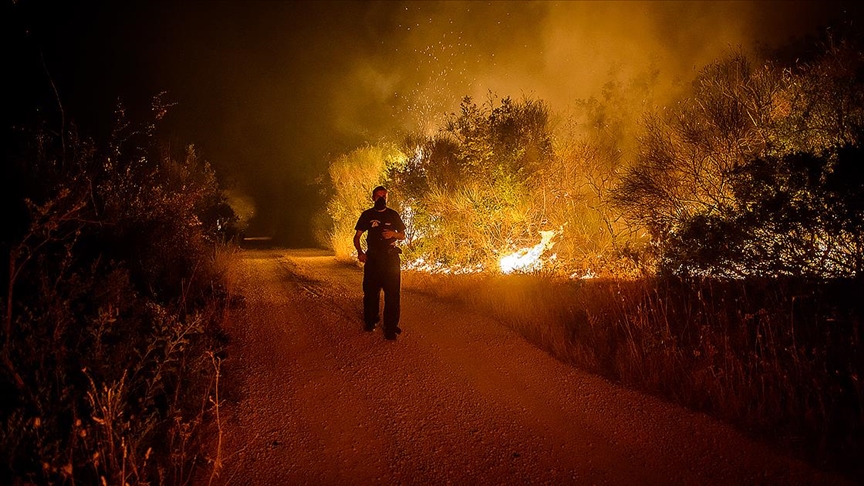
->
xmin=323 ymin=26 xmax=864 ymax=477
xmin=0 ymin=96 xmax=241 ymax=484
xmin=402 ymin=272 xmax=862 ymax=477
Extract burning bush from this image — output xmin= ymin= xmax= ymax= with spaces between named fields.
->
xmin=324 ymin=93 xmax=645 ymax=278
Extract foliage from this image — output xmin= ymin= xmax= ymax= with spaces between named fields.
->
xmin=666 ymin=145 xmax=864 ymax=277
xmin=325 ymin=72 xmax=660 ymax=278
xmin=615 ymin=38 xmax=864 ymax=278
xmin=541 ymin=114 xmax=644 ymax=278
xmin=0 ymin=98 xmax=236 ymax=484
xmin=614 ymin=52 xmax=784 ymax=244
xmin=389 ymin=95 xmax=557 ymax=271
xmin=324 ymin=143 xmax=407 ymax=260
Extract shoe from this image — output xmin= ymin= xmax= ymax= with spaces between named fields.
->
xmin=364 ymin=317 xmax=380 ymax=332
xmin=395 ymin=326 xmax=402 ymax=335
xmin=384 ymin=332 xmax=397 ymax=341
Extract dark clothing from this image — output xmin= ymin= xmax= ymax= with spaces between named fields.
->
xmin=355 ymin=207 xmax=406 ymax=336
xmin=362 ymin=252 xmax=401 ymax=333
xmin=354 ymin=207 xmax=406 ymax=257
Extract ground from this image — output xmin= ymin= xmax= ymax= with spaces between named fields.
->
xmin=207 ymin=249 xmax=848 ymax=485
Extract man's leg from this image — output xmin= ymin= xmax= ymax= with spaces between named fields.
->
xmin=362 ymin=261 xmax=381 ymax=331
xmin=382 ymin=257 xmax=402 ymax=339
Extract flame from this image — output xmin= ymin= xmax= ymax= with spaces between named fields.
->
xmin=403 ymin=257 xmax=484 ymax=274
xmin=499 ymin=230 xmax=557 ymax=274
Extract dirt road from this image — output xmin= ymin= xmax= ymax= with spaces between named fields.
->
xmin=213 ymin=249 xmax=847 ymax=485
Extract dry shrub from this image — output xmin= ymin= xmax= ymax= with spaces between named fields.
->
xmin=324 ymin=143 xmax=407 ymax=260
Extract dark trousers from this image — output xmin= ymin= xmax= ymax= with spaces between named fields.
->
xmin=363 ymin=253 xmax=401 ymax=333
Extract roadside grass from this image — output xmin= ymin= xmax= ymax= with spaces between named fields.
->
xmin=1 ymin=241 xmax=238 ymax=486
xmin=403 ymin=271 xmax=863 ymax=479
xmin=212 ymin=244 xmax=246 ymax=330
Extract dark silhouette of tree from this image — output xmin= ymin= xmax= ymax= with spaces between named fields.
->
xmin=615 ymin=36 xmax=864 ymax=278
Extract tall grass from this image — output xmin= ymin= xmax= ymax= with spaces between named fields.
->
xmin=404 ymin=271 xmax=863 ymax=478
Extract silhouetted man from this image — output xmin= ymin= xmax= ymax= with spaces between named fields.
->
xmin=354 ymin=186 xmax=406 ymax=340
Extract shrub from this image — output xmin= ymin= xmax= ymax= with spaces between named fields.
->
xmin=0 ymin=98 xmax=235 ymax=484
xmin=615 ymin=38 xmax=864 ymax=278
xmin=324 ymin=143 xmax=407 ymax=260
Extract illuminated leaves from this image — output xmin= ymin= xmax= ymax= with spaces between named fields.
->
xmin=325 ymin=143 xmax=408 ymax=258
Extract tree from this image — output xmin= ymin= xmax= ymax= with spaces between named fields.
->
xmin=388 ymin=95 xmax=555 ymax=271
xmin=615 ymin=38 xmax=864 ymax=278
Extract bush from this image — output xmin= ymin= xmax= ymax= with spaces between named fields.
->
xmin=323 ymin=143 xmax=407 ymax=261
xmin=326 ymin=91 xmax=646 ymax=278
xmin=0 ymin=99 xmax=235 ymax=484
xmin=615 ymin=37 xmax=864 ymax=278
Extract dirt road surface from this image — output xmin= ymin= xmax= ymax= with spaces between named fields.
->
xmin=212 ymin=249 xmax=848 ymax=485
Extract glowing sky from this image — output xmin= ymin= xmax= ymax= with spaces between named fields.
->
xmin=6 ymin=1 xmax=861 ymax=245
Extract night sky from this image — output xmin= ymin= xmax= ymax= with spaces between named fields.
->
xmin=5 ymin=1 xmax=862 ymax=246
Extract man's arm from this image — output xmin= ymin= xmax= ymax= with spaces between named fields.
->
xmin=353 ymin=229 xmax=367 ymax=263
xmin=383 ymin=213 xmax=407 ymax=241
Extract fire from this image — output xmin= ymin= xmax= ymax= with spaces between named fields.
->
xmin=403 ymin=257 xmax=484 ymax=274
xmin=499 ymin=230 xmax=557 ymax=274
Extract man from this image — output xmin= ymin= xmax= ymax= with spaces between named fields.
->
xmin=353 ymin=186 xmax=406 ymax=340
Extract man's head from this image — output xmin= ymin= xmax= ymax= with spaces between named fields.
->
xmin=372 ymin=186 xmax=388 ymax=210
xmin=372 ymin=186 xmax=387 ymax=201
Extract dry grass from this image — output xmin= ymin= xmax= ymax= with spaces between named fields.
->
xmin=403 ymin=271 xmax=864 ymax=479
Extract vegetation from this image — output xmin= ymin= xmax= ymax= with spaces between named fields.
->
xmin=403 ymin=272 xmax=863 ymax=477
xmin=615 ymin=42 xmax=864 ymax=278
xmin=325 ymin=31 xmax=864 ymax=282
xmin=324 ymin=93 xmax=638 ymax=277
xmin=0 ymin=97 xmax=239 ymax=484
xmin=324 ymin=143 xmax=407 ymax=259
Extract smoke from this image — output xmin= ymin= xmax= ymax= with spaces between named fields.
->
xmin=333 ymin=1 xmax=855 ymax=142
xmin=13 ymin=1 xmax=852 ymax=244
